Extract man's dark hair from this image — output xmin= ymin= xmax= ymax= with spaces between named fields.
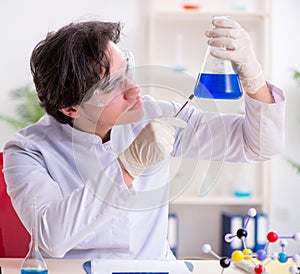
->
xmin=30 ymin=21 xmax=122 ymax=124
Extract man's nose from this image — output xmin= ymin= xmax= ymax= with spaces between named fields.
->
xmin=123 ymin=81 xmax=140 ymax=99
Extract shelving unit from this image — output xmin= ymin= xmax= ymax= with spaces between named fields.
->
xmin=147 ymin=0 xmax=272 ymax=258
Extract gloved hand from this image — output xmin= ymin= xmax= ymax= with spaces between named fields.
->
xmin=205 ymin=16 xmax=266 ymax=94
xmin=118 ymin=116 xmax=187 ymax=179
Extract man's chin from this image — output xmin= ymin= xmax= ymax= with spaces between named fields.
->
xmin=116 ymin=105 xmax=144 ymax=125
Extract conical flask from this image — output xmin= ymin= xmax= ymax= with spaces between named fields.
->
xmin=194 ymin=18 xmax=243 ymax=100
xmin=20 ymin=198 xmax=48 ymax=274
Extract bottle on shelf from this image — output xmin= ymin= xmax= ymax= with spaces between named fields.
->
xmin=182 ymin=0 xmax=201 ymax=10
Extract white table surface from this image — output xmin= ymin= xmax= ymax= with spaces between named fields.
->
xmin=0 ymin=258 xmax=293 ymax=274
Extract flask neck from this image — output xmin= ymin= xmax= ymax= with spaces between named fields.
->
xmin=201 ymin=46 xmax=236 ymax=74
xmin=30 ymin=200 xmax=39 ymax=250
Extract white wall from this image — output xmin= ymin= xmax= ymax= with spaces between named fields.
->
xmin=1 ymin=0 xmax=300 ymax=255
xmin=0 ymin=0 xmax=149 ymax=148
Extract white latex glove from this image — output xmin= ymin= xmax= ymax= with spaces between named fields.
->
xmin=205 ymin=17 xmax=266 ymax=94
xmin=118 ymin=116 xmax=187 ymax=179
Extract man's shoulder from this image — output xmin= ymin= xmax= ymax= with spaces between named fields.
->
xmin=4 ymin=114 xmax=64 ymax=151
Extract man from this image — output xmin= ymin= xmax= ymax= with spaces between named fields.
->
xmin=3 ymin=18 xmax=285 ymax=259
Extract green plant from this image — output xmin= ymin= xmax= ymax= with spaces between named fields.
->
xmin=293 ymin=70 xmax=300 ymax=85
xmin=0 ymin=85 xmax=45 ymax=129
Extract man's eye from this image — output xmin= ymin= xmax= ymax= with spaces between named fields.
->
xmin=103 ymin=85 xmax=116 ymax=94
xmin=104 ymin=76 xmax=123 ymax=93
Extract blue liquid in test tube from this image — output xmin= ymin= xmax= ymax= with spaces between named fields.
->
xmin=194 ymin=73 xmax=243 ymax=100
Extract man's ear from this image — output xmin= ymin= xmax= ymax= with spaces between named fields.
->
xmin=59 ymin=106 xmax=80 ymax=119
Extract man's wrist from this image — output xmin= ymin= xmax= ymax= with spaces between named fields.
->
xmin=120 ymin=167 xmax=134 ymax=188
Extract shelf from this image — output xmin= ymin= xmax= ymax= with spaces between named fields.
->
xmin=170 ymin=195 xmax=264 ymax=206
xmin=152 ymin=10 xmax=270 ymax=21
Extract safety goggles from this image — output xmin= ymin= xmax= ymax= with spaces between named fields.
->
xmin=85 ymin=50 xmax=135 ymax=108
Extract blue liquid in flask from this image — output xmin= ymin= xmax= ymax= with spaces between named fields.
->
xmin=21 ymin=270 xmax=48 ymax=274
xmin=194 ymin=73 xmax=243 ymax=100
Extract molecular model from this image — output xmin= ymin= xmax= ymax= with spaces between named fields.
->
xmin=202 ymin=208 xmax=300 ymax=274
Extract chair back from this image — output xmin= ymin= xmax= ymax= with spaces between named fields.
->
xmin=0 ymin=152 xmax=30 ymax=257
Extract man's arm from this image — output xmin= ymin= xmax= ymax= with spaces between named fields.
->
xmin=248 ymin=84 xmax=275 ymax=104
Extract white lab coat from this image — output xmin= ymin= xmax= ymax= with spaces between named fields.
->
xmin=3 ymin=82 xmax=285 ymax=259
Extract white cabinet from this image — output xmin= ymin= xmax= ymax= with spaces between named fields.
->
xmin=147 ymin=0 xmax=272 ymax=258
